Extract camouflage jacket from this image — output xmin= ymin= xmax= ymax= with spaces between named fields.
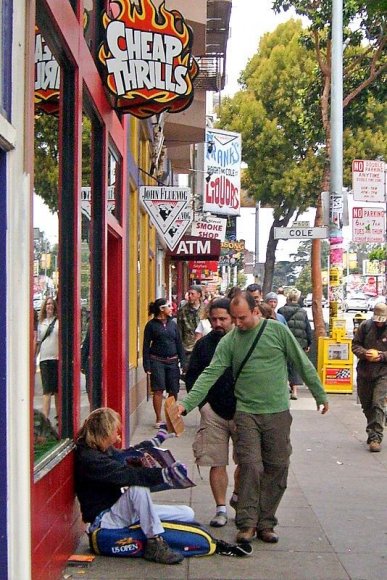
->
xmin=177 ymin=303 xmax=205 ymax=352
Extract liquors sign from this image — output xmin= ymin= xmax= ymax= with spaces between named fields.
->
xmin=98 ymin=0 xmax=199 ymax=118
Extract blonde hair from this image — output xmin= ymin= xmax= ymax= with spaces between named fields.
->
xmin=76 ymin=407 xmax=121 ymax=451
xmin=287 ymin=288 xmax=301 ymax=303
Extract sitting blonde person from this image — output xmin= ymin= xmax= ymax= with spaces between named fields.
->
xmin=74 ymin=408 xmax=194 ymax=565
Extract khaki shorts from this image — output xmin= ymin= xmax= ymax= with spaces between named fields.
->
xmin=192 ymin=403 xmax=237 ymax=466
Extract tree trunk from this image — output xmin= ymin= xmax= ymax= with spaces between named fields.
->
xmin=263 ymin=224 xmax=279 ymax=295
xmin=312 ymin=158 xmax=330 ymax=337
xmin=311 ymin=41 xmax=331 ymax=339
xmin=263 ymin=212 xmax=294 ymax=294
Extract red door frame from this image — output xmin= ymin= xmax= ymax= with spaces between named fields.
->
xmin=31 ymin=1 xmax=128 ymax=576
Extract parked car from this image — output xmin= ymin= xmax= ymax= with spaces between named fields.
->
xmin=304 ymin=293 xmax=313 ymax=307
xmin=367 ymin=295 xmax=386 ymax=311
xmin=343 ymin=293 xmax=368 ymax=312
xmin=304 ymin=293 xmax=328 ymax=308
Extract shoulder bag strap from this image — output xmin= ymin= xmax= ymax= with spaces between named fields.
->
xmin=39 ymin=317 xmax=57 ymax=346
xmin=234 ymin=319 xmax=268 ymax=382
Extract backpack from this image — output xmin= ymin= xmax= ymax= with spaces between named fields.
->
xmin=89 ymin=520 xmax=252 ymax=558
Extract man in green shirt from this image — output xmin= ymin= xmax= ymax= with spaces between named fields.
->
xmin=178 ymin=292 xmax=328 ymax=545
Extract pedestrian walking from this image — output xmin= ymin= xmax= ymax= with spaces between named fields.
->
xmin=177 ymin=285 xmax=205 ymax=370
xmin=352 ymin=302 xmax=387 ymax=452
xmin=278 ymin=288 xmax=312 ymax=400
xmin=178 ymin=292 xmax=328 ymax=545
xmin=143 ymin=298 xmax=186 ymax=428
xmin=185 ymin=297 xmax=238 ymax=528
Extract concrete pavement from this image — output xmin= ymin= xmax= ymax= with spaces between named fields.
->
xmin=63 ymin=388 xmax=387 ymax=580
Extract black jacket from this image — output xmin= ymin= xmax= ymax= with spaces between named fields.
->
xmin=277 ymin=303 xmax=312 ymax=349
xmin=352 ymin=319 xmax=387 ymax=380
xmin=143 ymin=317 xmax=185 ymax=372
xmin=185 ymin=330 xmax=236 ymax=420
xmin=74 ymin=440 xmax=164 ymax=523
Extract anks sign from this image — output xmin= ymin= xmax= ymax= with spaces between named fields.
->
xmin=98 ymin=0 xmax=199 ymax=118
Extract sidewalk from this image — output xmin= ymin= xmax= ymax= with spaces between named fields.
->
xmin=64 ymin=389 xmax=387 ymax=580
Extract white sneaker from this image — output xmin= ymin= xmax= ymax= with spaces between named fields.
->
xmin=210 ymin=511 xmax=228 ymax=527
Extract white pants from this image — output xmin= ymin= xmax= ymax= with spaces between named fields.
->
xmin=100 ymin=486 xmax=195 ymax=538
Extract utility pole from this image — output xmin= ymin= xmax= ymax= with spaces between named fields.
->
xmin=328 ymin=0 xmax=344 ymax=334
xmin=254 ymin=201 xmax=260 ymax=284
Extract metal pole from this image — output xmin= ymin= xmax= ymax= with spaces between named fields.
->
xmin=328 ymin=0 xmax=343 ymax=335
xmin=254 ymin=201 xmax=260 ymax=284
xmin=385 ymin=165 xmax=387 ymax=295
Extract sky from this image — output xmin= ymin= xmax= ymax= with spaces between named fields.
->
xmin=224 ymin=1 xmax=309 ymax=259
xmin=34 ymin=2 xmax=374 ymax=262
xmin=223 ymin=0 xmax=297 ymax=97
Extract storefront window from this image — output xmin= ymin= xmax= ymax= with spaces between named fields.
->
xmin=33 ymin=29 xmax=62 ymax=463
xmin=0 ymin=0 xmax=12 ymax=118
xmin=80 ymin=112 xmax=92 ymax=422
xmin=108 ymin=147 xmax=122 ymax=224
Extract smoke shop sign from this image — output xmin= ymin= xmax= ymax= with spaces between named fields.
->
xmin=98 ymin=0 xmax=198 ymax=118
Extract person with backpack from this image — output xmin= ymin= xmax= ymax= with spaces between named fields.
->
xmin=75 ymin=408 xmax=192 ymax=565
xmin=352 ymin=303 xmax=387 ymax=452
xmin=278 ymin=288 xmax=312 ymax=400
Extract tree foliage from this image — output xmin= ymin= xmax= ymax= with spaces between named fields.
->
xmin=271 ymin=0 xmax=386 ymax=335
xmin=369 ymin=246 xmax=387 ymax=262
xmin=34 ymin=113 xmax=59 ymax=213
xmin=218 ymin=20 xmax=325 ymax=292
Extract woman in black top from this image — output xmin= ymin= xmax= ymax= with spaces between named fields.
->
xmin=143 ymin=298 xmax=186 ymax=428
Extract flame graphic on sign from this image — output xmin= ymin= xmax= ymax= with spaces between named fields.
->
xmin=34 ymin=27 xmax=60 ymax=115
xmin=98 ymin=0 xmax=199 ymax=118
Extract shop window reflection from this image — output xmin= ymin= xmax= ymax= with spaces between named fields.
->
xmin=33 ymin=30 xmax=61 ymax=463
xmin=80 ymin=112 xmax=92 ymax=423
xmin=107 ymin=147 xmax=122 ymax=223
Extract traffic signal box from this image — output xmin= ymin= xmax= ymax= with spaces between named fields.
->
xmin=317 ymin=320 xmax=353 ymax=394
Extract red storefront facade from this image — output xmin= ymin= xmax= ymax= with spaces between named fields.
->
xmin=7 ymin=1 xmax=232 ymax=577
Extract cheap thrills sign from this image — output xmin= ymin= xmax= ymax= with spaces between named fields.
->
xmin=98 ymin=0 xmax=199 ymax=118
xmin=35 ymin=29 xmax=60 ymax=114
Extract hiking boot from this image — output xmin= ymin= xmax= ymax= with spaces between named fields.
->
xmin=236 ymin=527 xmax=256 ymax=543
xmin=369 ymin=440 xmax=381 ymax=452
xmin=143 ymin=536 xmax=183 ymax=564
xmin=257 ymin=528 xmax=279 ymax=543
xmin=210 ymin=511 xmax=228 ymax=527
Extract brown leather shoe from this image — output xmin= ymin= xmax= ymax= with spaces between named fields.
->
xmin=369 ymin=441 xmax=381 ymax=452
xmin=258 ymin=528 xmax=279 ymax=543
xmin=236 ymin=527 xmax=256 ymax=543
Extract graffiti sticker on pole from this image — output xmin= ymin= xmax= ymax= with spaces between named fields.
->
xmin=140 ymin=186 xmax=192 ymax=250
xmin=352 ymin=207 xmax=385 ymax=243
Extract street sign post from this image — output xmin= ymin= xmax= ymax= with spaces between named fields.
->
xmin=274 ymin=226 xmax=328 ymax=240
xmin=352 ymin=159 xmax=385 ymax=202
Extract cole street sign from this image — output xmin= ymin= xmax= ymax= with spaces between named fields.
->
xmin=274 ymin=226 xmax=328 ymax=240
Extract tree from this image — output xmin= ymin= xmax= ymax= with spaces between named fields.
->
xmin=272 ymin=0 xmax=387 ymax=336
xmin=218 ymin=20 xmax=324 ymax=294
xmin=34 ymin=112 xmax=59 ymax=213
